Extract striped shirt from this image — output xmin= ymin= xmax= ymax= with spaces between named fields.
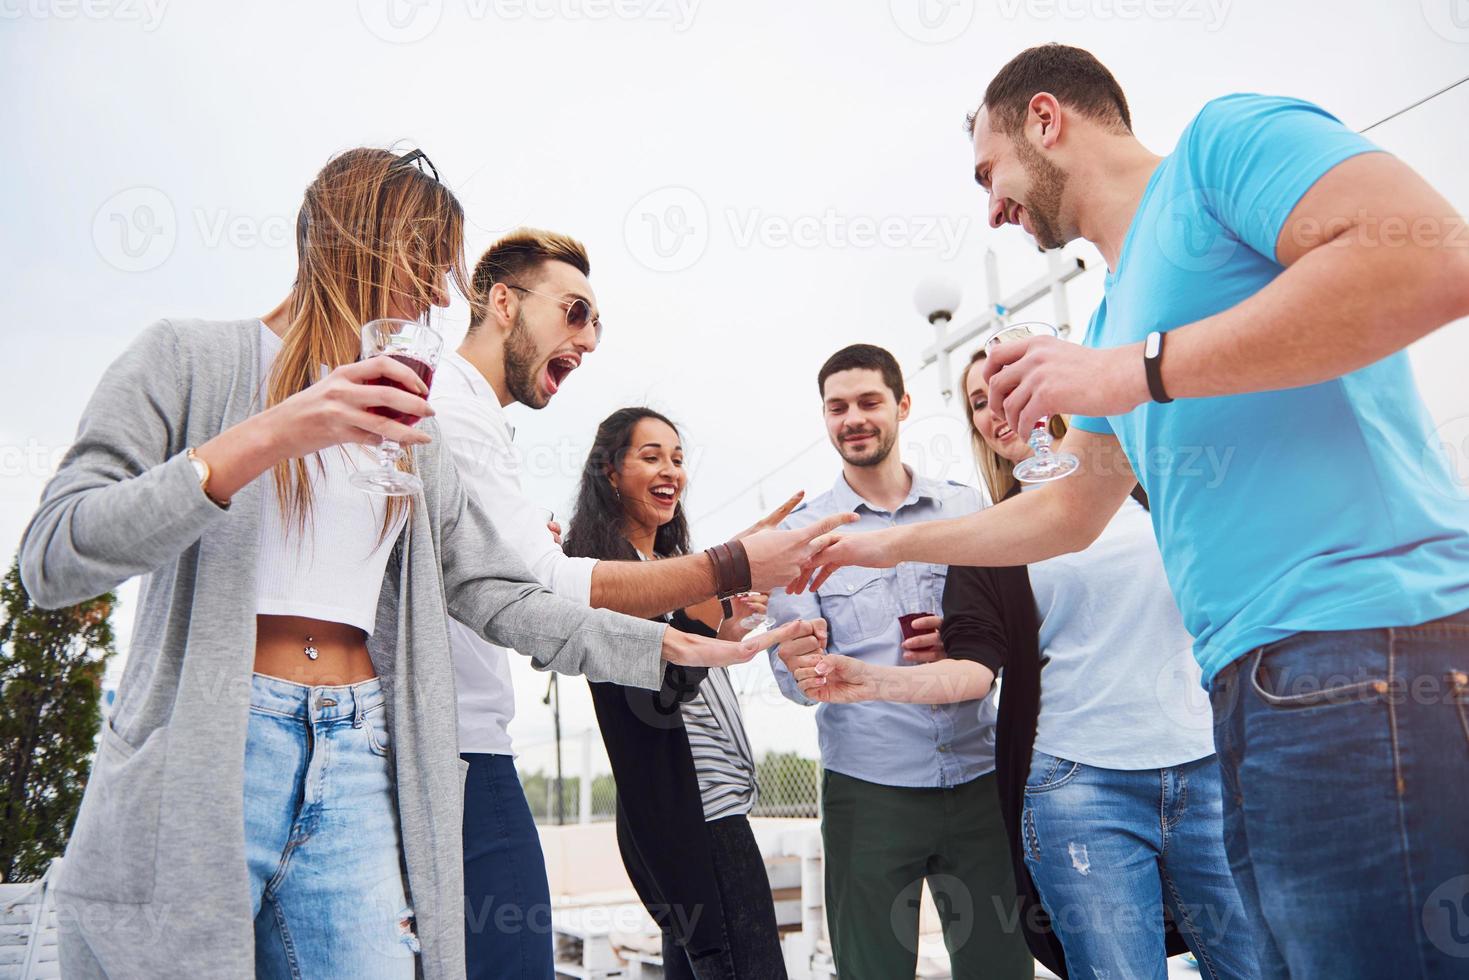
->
xmin=636 ymin=550 xmax=759 ymax=821
xmin=681 ymin=666 xmax=758 ymax=821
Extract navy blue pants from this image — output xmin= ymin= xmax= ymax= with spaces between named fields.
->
xmin=462 ymin=753 xmax=555 ymax=980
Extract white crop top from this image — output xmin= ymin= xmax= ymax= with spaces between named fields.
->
xmin=254 ymin=323 xmax=407 ymax=634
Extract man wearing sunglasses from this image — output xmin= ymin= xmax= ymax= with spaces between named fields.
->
xmin=432 ymin=227 xmax=852 ymax=978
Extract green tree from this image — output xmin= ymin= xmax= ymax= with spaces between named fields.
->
xmin=0 ymin=559 xmax=116 ymax=882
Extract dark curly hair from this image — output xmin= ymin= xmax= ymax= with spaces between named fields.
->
xmin=563 ymin=407 xmax=692 ymax=562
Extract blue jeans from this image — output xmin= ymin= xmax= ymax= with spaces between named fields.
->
xmin=244 ymin=673 xmax=417 ymax=980
xmin=1211 ymin=608 xmax=1469 ymax=978
xmin=1022 ymin=751 xmax=1258 ymax=979
xmin=462 ymin=752 xmax=555 ymax=980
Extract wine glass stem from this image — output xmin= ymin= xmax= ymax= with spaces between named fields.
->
xmin=1030 ymin=419 xmax=1052 ymax=458
xmin=377 ymin=438 xmax=403 ymax=472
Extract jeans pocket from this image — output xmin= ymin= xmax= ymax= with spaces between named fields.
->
xmin=1450 ymin=669 xmax=1469 ymax=748
xmin=1248 ymin=645 xmax=1389 ymax=711
xmin=1024 ymin=750 xmax=1081 ymax=794
xmin=57 ymin=722 xmax=168 ymax=904
xmin=361 ymin=702 xmax=392 ymax=757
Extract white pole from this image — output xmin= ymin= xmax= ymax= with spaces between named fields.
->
xmin=578 ymin=729 xmax=593 ymax=825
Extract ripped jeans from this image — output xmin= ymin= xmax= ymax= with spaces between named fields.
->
xmin=1021 ymin=751 xmax=1257 ymax=979
xmin=245 ymin=673 xmax=418 ymax=979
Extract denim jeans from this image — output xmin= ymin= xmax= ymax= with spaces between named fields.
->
xmin=1211 ymin=608 xmax=1469 ymax=978
xmin=1022 ymin=751 xmax=1258 ymax=979
xmin=244 ymin=673 xmax=417 ymax=979
xmin=462 ymin=752 xmax=555 ymax=979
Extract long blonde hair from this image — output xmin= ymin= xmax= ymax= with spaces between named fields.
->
xmin=267 ymin=147 xmax=469 ymax=533
xmin=959 ymin=348 xmax=1068 ymax=504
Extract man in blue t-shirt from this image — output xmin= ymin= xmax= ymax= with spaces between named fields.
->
xmin=795 ymin=44 xmax=1469 ymax=977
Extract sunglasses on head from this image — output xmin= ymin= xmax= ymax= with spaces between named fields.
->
xmin=391 ymin=148 xmax=439 ymax=182
xmin=505 ymin=283 xmax=603 ymax=343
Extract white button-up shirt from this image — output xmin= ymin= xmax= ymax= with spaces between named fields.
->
xmin=432 ymin=350 xmax=598 ymax=755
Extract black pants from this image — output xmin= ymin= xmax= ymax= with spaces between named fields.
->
xmin=623 ymin=813 xmax=788 ymax=980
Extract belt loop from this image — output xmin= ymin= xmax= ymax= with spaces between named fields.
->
xmin=352 ymin=685 xmax=364 ymax=728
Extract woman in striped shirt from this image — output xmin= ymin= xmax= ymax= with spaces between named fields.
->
xmin=564 ymin=407 xmax=787 ymax=980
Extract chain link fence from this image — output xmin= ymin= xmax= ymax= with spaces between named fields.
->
xmin=517 ymin=664 xmax=821 ymax=825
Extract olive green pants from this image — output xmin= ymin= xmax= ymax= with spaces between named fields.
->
xmin=821 ymin=769 xmax=1034 ymax=979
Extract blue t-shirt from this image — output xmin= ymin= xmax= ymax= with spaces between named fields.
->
xmin=1070 ymin=93 xmax=1469 ymax=687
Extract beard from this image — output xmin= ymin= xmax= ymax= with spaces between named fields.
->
xmin=502 ymin=310 xmax=549 ymax=410
xmin=837 ymin=426 xmax=898 ymax=468
xmin=1013 ymin=136 xmax=1069 ymax=251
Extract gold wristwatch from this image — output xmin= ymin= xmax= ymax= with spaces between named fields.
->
xmin=187 ymin=448 xmax=231 ymax=509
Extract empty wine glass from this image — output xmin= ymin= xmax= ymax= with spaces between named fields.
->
xmin=984 ymin=321 xmax=1080 ymax=483
xmin=736 ymin=593 xmax=774 ymax=634
xmin=349 ymin=318 xmax=443 ymax=497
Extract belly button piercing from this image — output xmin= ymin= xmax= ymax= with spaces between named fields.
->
xmin=304 ymin=635 xmax=319 ymax=660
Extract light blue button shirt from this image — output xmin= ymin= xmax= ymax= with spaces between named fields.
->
xmin=767 ymin=469 xmax=998 ymax=788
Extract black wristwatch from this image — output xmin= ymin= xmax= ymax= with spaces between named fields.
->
xmin=1144 ymin=330 xmax=1173 ymax=404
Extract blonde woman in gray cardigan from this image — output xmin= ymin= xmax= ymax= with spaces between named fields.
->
xmin=20 ymin=147 xmax=830 ymax=980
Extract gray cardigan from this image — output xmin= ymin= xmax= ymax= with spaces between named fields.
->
xmin=19 ymin=318 xmax=668 ymax=980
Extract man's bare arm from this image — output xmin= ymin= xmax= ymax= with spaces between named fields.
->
xmin=986 ymin=153 xmax=1469 ymax=435
xmin=1160 ymin=152 xmax=1469 ymax=399
xmin=793 ymin=429 xmax=1137 ymax=592
xmin=589 ymin=554 xmax=717 ymax=619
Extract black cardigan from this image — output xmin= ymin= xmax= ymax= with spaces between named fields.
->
xmin=585 ymin=610 xmax=732 ymax=959
xmin=939 ymin=485 xmax=1187 ymax=977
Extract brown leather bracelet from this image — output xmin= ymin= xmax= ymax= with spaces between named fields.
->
xmin=725 ymin=539 xmax=751 ymax=596
xmin=704 ymin=544 xmax=732 ymax=599
xmin=703 ymin=540 xmax=752 ymax=600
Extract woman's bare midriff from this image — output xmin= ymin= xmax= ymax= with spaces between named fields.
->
xmin=254 ymin=614 xmax=378 ymax=686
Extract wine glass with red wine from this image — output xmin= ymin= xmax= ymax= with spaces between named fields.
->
xmin=349 ymin=318 xmax=443 ymax=497
xmin=983 ymin=321 xmax=1080 ymax=483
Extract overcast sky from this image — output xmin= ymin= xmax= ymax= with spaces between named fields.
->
xmin=4 ymin=0 xmax=1467 ymax=768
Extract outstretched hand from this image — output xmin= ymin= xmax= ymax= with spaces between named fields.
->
xmin=663 ymin=618 xmax=823 ymax=669
xmin=743 ymin=511 xmax=859 ymax=593
xmin=783 ymin=528 xmax=896 ymax=595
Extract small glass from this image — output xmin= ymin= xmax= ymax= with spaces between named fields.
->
xmin=984 ymin=321 xmax=1080 ymax=483
xmin=349 ymin=318 xmax=443 ymax=497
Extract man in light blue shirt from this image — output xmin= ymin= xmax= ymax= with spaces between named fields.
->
xmin=800 ymin=45 xmax=1469 ymax=977
xmin=768 ymin=344 xmax=1031 ymax=980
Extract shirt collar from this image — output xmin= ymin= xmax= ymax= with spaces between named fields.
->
xmin=444 ymin=350 xmax=515 ymax=441
xmin=829 ymin=465 xmax=943 ymax=515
